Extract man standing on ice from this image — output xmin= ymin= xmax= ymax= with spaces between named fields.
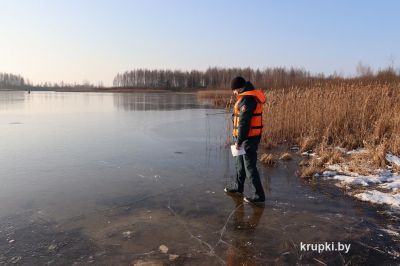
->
xmin=224 ymin=76 xmax=266 ymax=204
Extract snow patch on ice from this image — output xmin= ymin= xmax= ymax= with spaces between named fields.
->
xmin=317 ymin=163 xmax=400 ymax=208
xmin=379 ymin=174 xmax=400 ymax=191
xmin=327 ymin=174 xmax=388 ymax=187
xmin=325 ymin=164 xmax=355 ymax=176
xmin=320 ymin=169 xmax=397 ymax=187
xmin=311 ymin=150 xmax=400 ymax=210
xmin=314 ymin=170 xmax=337 ymax=177
xmin=354 ymin=190 xmax=400 ymax=208
xmin=386 ymin=153 xmax=400 ymax=167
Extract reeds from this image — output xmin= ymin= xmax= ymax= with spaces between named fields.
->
xmin=199 ymin=80 xmax=400 ymax=164
xmin=263 ymin=81 xmax=400 ymax=158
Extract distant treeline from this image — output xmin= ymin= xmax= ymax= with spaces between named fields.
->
xmin=31 ymin=81 xmax=101 ymax=91
xmin=0 ymin=72 xmax=102 ymax=91
xmin=113 ymin=65 xmax=400 ymax=90
xmin=2 ymin=64 xmax=400 ymax=91
xmin=0 ymin=73 xmax=26 ymax=89
xmin=112 ymin=67 xmax=315 ymax=90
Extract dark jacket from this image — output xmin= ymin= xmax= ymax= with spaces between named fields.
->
xmin=234 ymin=81 xmax=258 ymax=145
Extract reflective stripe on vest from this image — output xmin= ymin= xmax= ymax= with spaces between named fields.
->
xmin=232 ymin=90 xmax=264 ymax=138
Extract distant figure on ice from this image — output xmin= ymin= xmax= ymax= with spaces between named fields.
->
xmin=224 ymin=76 xmax=266 ymax=204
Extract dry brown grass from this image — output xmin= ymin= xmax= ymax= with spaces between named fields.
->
xmin=344 ymin=141 xmax=394 ymax=174
xmin=259 ymin=153 xmax=276 ymax=165
xmin=299 ymin=159 xmax=309 ymax=166
xmin=315 ymin=145 xmax=346 ymax=165
xmin=299 ymin=137 xmax=317 ymax=152
xmin=298 ymin=146 xmax=348 ymax=177
xmin=202 ymin=81 xmax=400 ymax=169
xmin=393 ymin=165 xmax=400 ymax=173
xmin=369 ymin=142 xmax=388 ymax=168
xmin=263 ymin=81 xmax=400 ymax=165
xmin=298 ymin=165 xmax=322 ymax=179
xmin=279 ymin=152 xmax=292 ymax=161
xmin=347 ymin=152 xmax=376 ymax=176
xmin=297 ymin=154 xmax=327 ymax=178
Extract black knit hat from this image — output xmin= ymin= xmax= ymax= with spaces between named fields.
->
xmin=231 ymin=76 xmax=246 ymax=90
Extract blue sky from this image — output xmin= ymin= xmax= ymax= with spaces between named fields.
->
xmin=0 ymin=0 xmax=399 ymax=85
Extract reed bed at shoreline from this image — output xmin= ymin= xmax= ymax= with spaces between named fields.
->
xmin=198 ymin=81 xmax=400 ymax=161
xmin=264 ymin=82 xmax=400 ymax=157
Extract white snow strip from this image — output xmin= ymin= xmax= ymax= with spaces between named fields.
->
xmin=325 ymin=164 xmax=357 ymax=176
xmin=386 ymin=153 xmax=400 ymax=167
xmin=375 ymin=169 xmax=394 ymax=179
xmin=318 ymin=168 xmax=396 ymax=187
xmin=314 ymin=171 xmax=337 ymax=177
xmin=301 ymin=151 xmax=316 ymax=157
xmin=346 ymin=148 xmax=368 ymax=155
xmin=354 ymin=190 xmax=400 ymax=208
xmin=387 ymin=174 xmax=400 ymax=182
xmin=327 ymin=174 xmax=386 ymax=187
xmin=379 ymin=175 xmax=400 ymax=191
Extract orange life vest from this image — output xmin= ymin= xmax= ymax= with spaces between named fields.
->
xmin=232 ymin=89 xmax=266 ymax=138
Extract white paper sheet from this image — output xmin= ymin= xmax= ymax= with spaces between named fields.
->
xmin=231 ymin=145 xmax=246 ymax=157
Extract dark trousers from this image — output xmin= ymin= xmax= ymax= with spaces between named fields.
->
xmin=234 ymin=136 xmax=265 ymax=200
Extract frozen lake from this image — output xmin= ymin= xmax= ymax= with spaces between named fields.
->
xmin=0 ymin=91 xmax=398 ymax=265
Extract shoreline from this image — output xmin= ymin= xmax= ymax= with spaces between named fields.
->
xmin=261 ymin=146 xmax=400 ymax=212
xmin=0 ymin=87 xmax=231 ymax=94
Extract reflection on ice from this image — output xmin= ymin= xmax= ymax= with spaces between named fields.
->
xmin=113 ymin=92 xmax=214 ymax=111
